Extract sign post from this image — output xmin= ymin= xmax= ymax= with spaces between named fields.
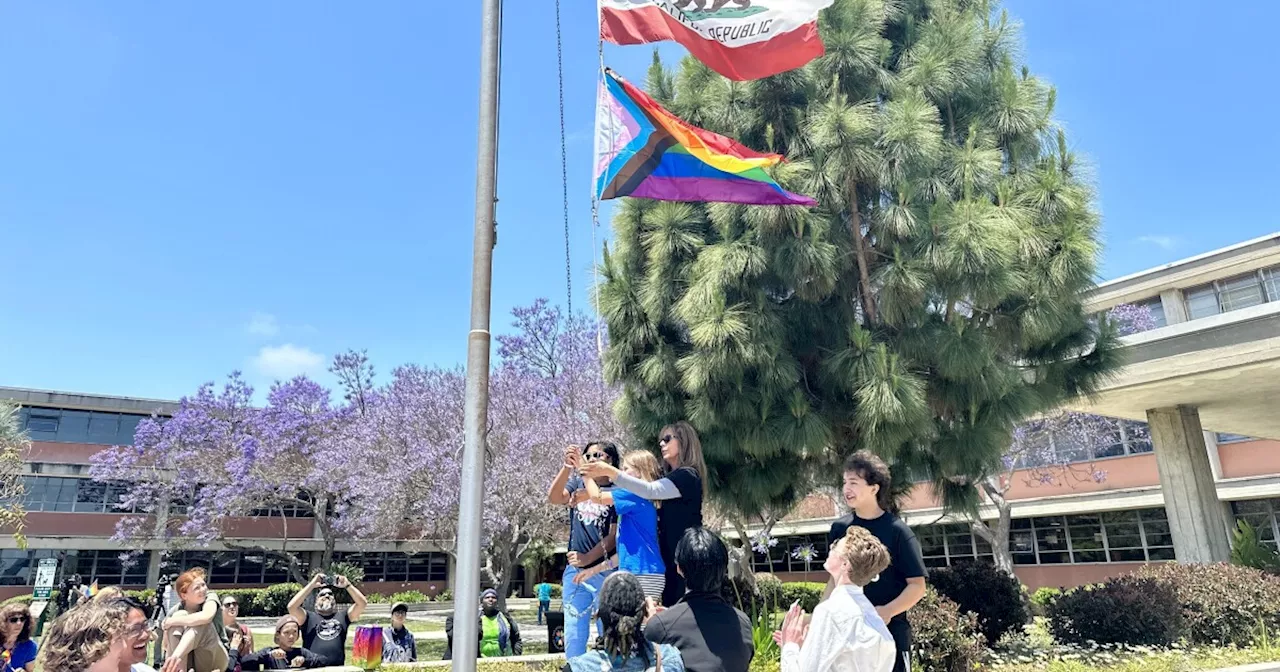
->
xmin=33 ymin=559 xmax=57 ymax=600
xmin=31 ymin=558 xmax=58 ymax=636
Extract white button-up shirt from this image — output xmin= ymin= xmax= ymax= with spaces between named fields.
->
xmin=781 ymin=584 xmax=897 ymax=672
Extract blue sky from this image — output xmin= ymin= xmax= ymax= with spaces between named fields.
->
xmin=2 ymin=1 xmax=1277 ymax=402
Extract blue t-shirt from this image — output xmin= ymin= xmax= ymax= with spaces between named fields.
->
xmin=613 ymin=489 xmax=665 ymax=575
xmin=536 ymin=583 xmax=553 ymax=601
xmin=3 ymin=640 xmax=37 ymax=672
xmin=566 ymin=475 xmax=616 ymax=569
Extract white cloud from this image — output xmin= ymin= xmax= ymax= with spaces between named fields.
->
xmin=1135 ymin=235 xmax=1178 ymax=251
xmin=246 ymin=312 xmax=280 ymax=337
xmin=251 ymin=344 xmax=325 ymax=379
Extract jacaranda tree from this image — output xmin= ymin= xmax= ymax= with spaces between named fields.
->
xmin=598 ymin=0 xmax=1120 ymax=520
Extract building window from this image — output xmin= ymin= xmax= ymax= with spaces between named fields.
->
xmin=1233 ymin=499 xmax=1280 ymax=551
xmin=1136 ymin=298 xmax=1167 ymax=328
xmin=22 ymin=476 xmax=138 ymax=514
xmin=917 ymin=507 xmax=1174 ymax=567
xmin=334 ymin=552 xmax=449 ymax=583
xmin=1019 ymin=418 xmax=1152 ymax=468
xmin=747 ymin=533 xmax=831 ymax=574
xmin=1183 ymin=265 xmax=1280 ymax=321
xmin=17 ymin=408 xmax=152 ymax=446
xmin=1216 ymin=432 xmax=1254 ymax=444
xmin=53 ymin=550 xmax=149 ymax=586
xmin=158 ymin=550 xmax=310 ymax=585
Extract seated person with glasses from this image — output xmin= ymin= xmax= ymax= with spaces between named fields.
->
xmin=221 ymin=596 xmax=254 ymax=658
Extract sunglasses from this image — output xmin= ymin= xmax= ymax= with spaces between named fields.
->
xmin=223 ymin=602 xmax=238 ymax=608
xmin=584 ymin=451 xmax=606 ymax=460
xmin=6 ymin=616 xmax=27 ymax=624
xmin=660 ymin=434 xmax=674 ymax=446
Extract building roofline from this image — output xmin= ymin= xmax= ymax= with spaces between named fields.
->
xmin=0 ymin=386 xmax=180 ymax=415
xmin=1091 ymin=230 xmax=1280 ymax=295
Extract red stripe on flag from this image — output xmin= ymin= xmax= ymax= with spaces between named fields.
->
xmin=601 ymin=5 xmax=824 ymax=81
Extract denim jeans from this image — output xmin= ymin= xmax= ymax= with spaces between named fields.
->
xmin=537 ymin=599 xmax=551 ymax=624
xmin=561 ymin=564 xmax=610 ymax=657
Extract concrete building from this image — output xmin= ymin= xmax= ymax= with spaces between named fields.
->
xmin=0 ymin=387 xmax=453 ymax=601
xmin=747 ymin=232 xmax=1280 ymax=589
xmin=3 ymin=233 xmax=1280 ymax=597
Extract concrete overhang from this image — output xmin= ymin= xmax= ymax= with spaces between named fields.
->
xmin=1064 ymin=301 xmax=1280 ymax=440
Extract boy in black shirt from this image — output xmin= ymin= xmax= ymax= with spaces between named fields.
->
xmin=826 ymin=451 xmax=926 ymax=672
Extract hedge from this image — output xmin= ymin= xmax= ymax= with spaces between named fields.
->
xmin=1134 ymin=562 xmax=1280 ymax=646
xmin=909 ymin=587 xmax=987 ymax=672
xmin=1048 ymin=577 xmax=1184 ymax=647
xmin=929 ymin=561 xmax=1029 ymax=646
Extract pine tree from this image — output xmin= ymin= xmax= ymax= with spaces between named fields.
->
xmin=598 ymin=0 xmax=1120 ymax=520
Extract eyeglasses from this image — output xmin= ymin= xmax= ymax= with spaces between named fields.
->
xmin=223 ymin=602 xmax=238 ymax=608
xmin=6 ymin=616 xmax=26 ymax=624
xmin=584 ymin=451 xmax=606 ymax=460
xmin=660 ymin=434 xmax=674 ymax=446
xmin=317 ymin=591 xmax=334 ymax=598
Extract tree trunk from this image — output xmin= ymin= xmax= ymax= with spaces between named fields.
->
xmin=846 ymin=183 xmax=878 ymax=323
xmin=974 ymin=477 xmax=1015 ymax=575
xmin=313 ymin=497 xmax=336 ymax=570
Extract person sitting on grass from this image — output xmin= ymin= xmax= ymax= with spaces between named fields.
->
xmin=239 ymin=615 xmax=327 ymax=670
xmin=566 ymin=572 xmax=683 ymax=672
xmin=161 ymin=569 xmax=230 ymax=672
xmin=776 ymin=526 xmax=897 ymax=672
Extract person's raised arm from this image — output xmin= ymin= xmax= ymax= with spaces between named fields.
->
xmin=288 ymin=573 xmax=323 ymax=623
xmin=340 ymin=575 xmax=368 ymax=621
xmin=582 ymin=474 xmax=614 ymax=506
xmin=163 ymin=591 xmax=219 ymax=629
xmin=548 ymin=446 xmax=580 ymax=505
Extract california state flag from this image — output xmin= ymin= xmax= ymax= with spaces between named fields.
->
xmin=600 ymin=0 xmax=834 ymax=81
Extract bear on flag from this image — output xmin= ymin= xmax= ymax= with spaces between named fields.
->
xmin=599 ymin=0 xmax=834 ymax=81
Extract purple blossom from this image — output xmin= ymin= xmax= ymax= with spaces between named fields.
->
xmin=1107 ymin=303 xmax=1159 ymax=336
xmin=750 ymin=531 xmax=777 ymax=555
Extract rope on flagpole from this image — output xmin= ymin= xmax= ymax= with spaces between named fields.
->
xmin=590 ymin=8 xmax=608 ymax=359
xmin=552 ymin=0 xmax=573 ymax=314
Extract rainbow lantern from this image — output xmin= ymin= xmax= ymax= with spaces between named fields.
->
xmin=351 ymin=624 xmax=384 ymax=670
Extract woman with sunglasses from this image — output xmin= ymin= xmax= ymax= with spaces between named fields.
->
xmin=581 ymin=422 xmax=706 ymax=607
xmin=547 ymin=441 xmax=621 ymax=658
xmin=220 ymin=597 xmax=254 ymax=659
xmin=0 ymin=603 xmax=35 ymax=672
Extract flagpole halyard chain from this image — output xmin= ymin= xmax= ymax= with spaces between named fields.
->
xmin=555 ymin=0 xmax=572 ymax=315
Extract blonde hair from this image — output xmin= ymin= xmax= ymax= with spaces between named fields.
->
xmin=839 ymin=526 xmax=891 ymax=586
xmin=622 ymin=451 xmax=663 ymax=481
xmin=37 ymin=598 xmax=132 ymax=672
xmin=92 ymin=586 xmax=126 ymax=603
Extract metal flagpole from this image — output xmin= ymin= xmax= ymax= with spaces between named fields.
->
xmin=454 ymin=0 xmax=502 ymax=666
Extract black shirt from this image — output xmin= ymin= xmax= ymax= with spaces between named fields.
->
xmin=828 ymin=511 xmax=926 ymax=650
xmin=566 ymin=475 xmax=617 ymax=568
xmin=645 ymin=591 xmax=753 ymax=672
xmin=658 ymin=467 xmax=704 ymax=564
xmin=301 ymin=609 xmax=350 ymax=666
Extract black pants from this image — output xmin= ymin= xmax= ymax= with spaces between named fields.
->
xmin=888 ymin=618 xmax=911 ymax=672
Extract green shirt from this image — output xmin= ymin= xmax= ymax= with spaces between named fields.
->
xmin=480 ymin=614 xmax=506 ymax=657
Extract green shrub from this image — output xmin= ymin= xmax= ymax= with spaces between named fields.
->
xmin=780 ymin=582 xmax=825 ymax=612
xmin=0 ymin=595 xmax=32 ymax=607
xmin=754 ymin=573 xmax=784 ymax=610
xmin=722 ymin=574 xmax=762 ymax=613
xmin=1231 ymin=520 xmax=1280 ymax=572
xmin=909 ymin=586 xmax=986 ymax=672
xmin=1135 ymin=562 xmax=1280 ymax=646
xmin=1030 ymin=587 xmax=1061 ymax=608
xmin=929 ymin=561 xmax=1029 ymax=646
xmin=213 ymin=589 xmax=263 ymax=617
xmin=1048 ymin=576 xmax=1183 ymax=646
xmin=390 ymin=590 xmax=429 ymax=604
xmin=366 ymin=593 xmax=387 ymax=604
xmin=549 ymin=583 xmax=562 ymax=599
xmin=256 ymin=583 xmax=302 ymax=617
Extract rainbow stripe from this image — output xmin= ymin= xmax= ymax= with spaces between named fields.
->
xmin=594 ymin=69 xmax=815 ymax=207
xmin=351 ymin=625 xmax=383 ymax=669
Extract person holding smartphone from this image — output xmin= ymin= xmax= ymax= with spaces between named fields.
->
xmin=548 ymin=441 xmax=621 ymax=657
xmin=287 ymin=573 xmax=368 ymax=667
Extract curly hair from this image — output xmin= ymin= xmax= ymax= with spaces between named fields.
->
xmin=596 ymin=572 xmax=653 ymax=665
xmin=36 ymin=598 xmax=133 ymax=672
xmin=839 ymin=526 xmax=891 ymax=586
xmin=0 ymin=603 xmax=31 ymax=643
